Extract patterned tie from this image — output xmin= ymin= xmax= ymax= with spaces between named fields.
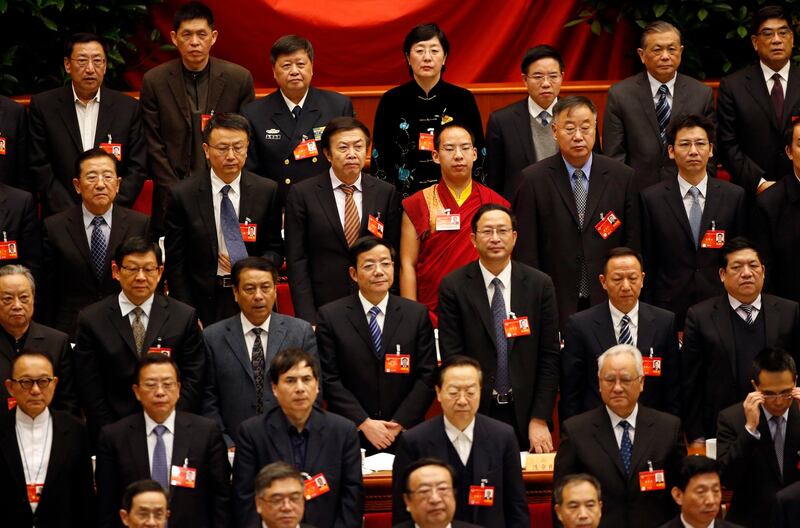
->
xmin=291 ymin=105 xmax=301 ymax=120
xmin=772 ymin=73 xmax=785 ymax=122
xmin=687 ymin=186 xmax=702 ymax=248
xmin=772 ymin=415 xmax=786 ymax=477
xmin=538 ymin=110 xmax=550 ymax=127
xmin=655 ymin=84 xmax=671 ymax=144
xmin=152 ymin=424 xmax=169 ymax=490
xmin=619 ymin=420 xmax=633 ymax=475
xmin=132 ymin=307 xmax=146 ymax=355
xmin=251 ymin=328 xmax=266 ymax=413
xmin=491 ymin=278 xmax=511 ymax=395
xmin=740 ymin=304 xmax=755 ymax=325
xmin=368 ymin=306 xmax=383 ymax=358
xmin=90 ymin=216 xmax=108 ymax=279
xmin=572 ymin=169 xmax=587 ymax=227
xmin=220 ymin=185 xmax=248 ymax=265
xmin=340 ymin=184 xmax=360 ymax=246
xmin=618 ymin=314 xmax=634 ymax=345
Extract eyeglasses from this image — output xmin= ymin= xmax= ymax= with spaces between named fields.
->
xmin=444 ymin=386 xmax=479 ymax=400
xmin=82 ymin=174 xmax=117 ymax=184
xmin=761 ymin=391 xmax=794 ymax=401
xmin=71 ymin=57 xmax=106 ymax=69
xmin=131 ymin=509 xmax=167 ymax=522
xmin=559 ymin=125 xmax=594 ymax=137
xmin=259 ymin=493 xmax=303 ymax=507
xmin=440 ymin=143 xmax=474 ymax=154
xmin=476 ymin=227 xmax=513 ymax=238
xmin=360 ymin=260 xmax=394 ymax=272
xmin=407 ymin=484 xmax=453 ymax=499
xmin=674 ymin=140 xmax=710 ymax=150
xmin=207 ymin=143 xmax=247 ymax=156
xmin=645 ymin=46 xmax=681 ymax=57
xmin=120 ymin=265 xmax=160 ymax=276
xmin=600 ymin=375 xmax=642 ymax=387
xmin=139 ymin=380 xmax=178 ymax=392
xmin=525 ymin=73 xmax=562 ymax=83
xmin=11 ymin=377 xmax=54 ymax=391
xmin=758 ymin=28 xmax=793 ymax=39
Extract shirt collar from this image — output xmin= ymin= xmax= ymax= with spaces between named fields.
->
xmin=329 ymin=167 xmax=362 ymax=192
xmin=528 ymin=96 xmax=557 ymax=119
xmin=241 ymin=312 xmax=271 ymax=336
xmin=762 ymin=405 xmax=790 ymax=422
xmin=443 ymin=415 xmax=475 ymax=443
xmin=646 ymin=71 xmax=677 ymax=98
xmin=144 ymin=409 xmax=176 ymax=434
xmin=677 ymin=174 xmax=708 ymax=197
xmin=727 ymin=293 xmax=762 ymax=312
xmin=82 ymin=204 xmax=113 ymax=230
xmin=477 ymin=260 xmax=512 ymax=293
xmin=606 ymin=403 xmax=639 ymax=430
xmin=281 ymin=89 xmax=309 ymax=113
xmin=71 ymin=83 xmax=101 ymax=105
xmin=118 ymin=291 xmax=155 ymax=318
xmin=15 ymin=406 xmax=50 ymax=426
xmin=608 ymin=300 xmax=639 ymax=329
xmin=210 ymin=169 xmax=241 ymax=195
xmin=358 ymin=291 xmax=389 ymax=317
xmin=680 ymin=514 xmax=714 ymax=528
xmin=563 ymin=154 xmax=593 ymax=180
xmin=760 ymin=60 xmax=791 ymax=85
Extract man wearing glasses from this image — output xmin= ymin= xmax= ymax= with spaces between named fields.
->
xmin=74 ymin=236 xmax=205 ymax=444
xmin=717 ymin=347 xmax=800 ymax=527
xmin=164 ymin=113 xmax=282 ymax=327
xmin=253 ymin=462 xmax=317 ymax=528
xmin=29 ymin=32 xmax=146 ymax=217
xmin=119 ymin=480 xmax=170 ymax=528
xmin=0 ymin=351 xmax=94 ymax=526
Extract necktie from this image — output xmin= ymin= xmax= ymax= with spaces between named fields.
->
xmin=618 ymin=314 xmax=634 ymax=345
xmin=687 ymin=186 xmax=702 ymax=248
xmin=620 ymin=420 xmax=633 ymax=475
xmin=152 ymin=424 xmax=169 ymax=490
xmin=90 ymin=216 xmax=108 ymax=279
xmin=491 ymin=278 xmax=511 ymax=395
xmin=740 ymin=304 xmax=755 ymax=325
xmin=655 ymin=84 xmax=671 ymax=144
xmin=368 ymin=306 xmax=383 ymax=358
xmin=291 ymin=105 xmax=301 ymax=119
xmin=251 ymin=328 xmax=266 ymax=413
xmin=340 ymin=184 xmax=360 ymax=246
xmin=132 ymin=307 xmax=146 ymax=355
xmin=220 ymin=185 xmax=248 ymax=265
xmin=772 ymin=415 xmax=786 ymax=477
xmin=572 ymin=169 xmax=587 ymax=226
xmin=538 ymin=110 xmax=550 ymax=127
xmin=772 ymin=73 xmax=785 ymax=122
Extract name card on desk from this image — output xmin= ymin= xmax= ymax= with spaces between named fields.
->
xmin=525 ymin=452 xmax=556 ymax=472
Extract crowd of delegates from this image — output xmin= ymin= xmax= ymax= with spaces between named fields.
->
xmin=6 ymin=0 xmax=800 ymax=527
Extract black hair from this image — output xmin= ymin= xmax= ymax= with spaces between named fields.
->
xmin=672 ymin=455 xmax=719 ymax=492
xmin=64 ymin=33 xmax=107 ymax=59
xmin=202 ymin=112 xmax=251 ymax=144
xmin=114 ymin=236 xmax=162 ymax=267
xmin=134 ymin=353 xmax=181 ymax=384
xmin=752 ymin=5 xmax=790 ymax=35
xmin=320 ymin=116 xmax=371 ymax=152
xmin=553 ymin=473 xmax=602 ymax=505
xmin=173 ymin=1 xmax=214 ymax=31
xmin=602 ymin=247 xmax=644 ymax=274
xmin=269 ymin=348 xmax=321 ymax=385
xmin=752 ymin=347 xmax=797 ymax=383
xmin=348 ymin=236 xmax=396 ymax=267
xmin=470 ymin=204 xmax=517 ymax=233
xmin=437 ymin=354 xmax=482 ymax=388
xmin=232 ymin=257 xmax=278 ymax=287
xmin=521 ymin=44 xmax=564 ymax=74
xmin=121 ymin=479 xmax=168 ymax=512
xmin=433 ymin=122 xmax=474 ymax=151
xmin=667 ymin=114 xmax=716 ymax=147
xmin=719 ymin=237 xmax=763 ymax=269
xmin=10 ymin=351 xmax=53 ymax=379
xmin=75 ymin=147 xmax=119 ymax=181
xmin=402 ymin=457 xmax=457 ymax=493
xmin=553 ymin=95 xmax=597 ymax=119
xmin=254 ymin=461 xmax=305 ymax=495
xmin=403 ymin=23 xmax=449 ymax=77
xmin=270 ymin=35 xmax=314 ymax=64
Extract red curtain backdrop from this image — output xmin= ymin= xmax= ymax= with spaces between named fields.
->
xmin=128 ymin=0 xmax=638 ymax=90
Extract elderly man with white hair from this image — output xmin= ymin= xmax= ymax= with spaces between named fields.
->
xmin=553 ymin=344 xmax=686 ymax=528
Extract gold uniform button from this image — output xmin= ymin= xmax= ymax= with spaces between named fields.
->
xmin=312 ymin=157 xmax=318 ymax=163
xmin=284 ymin=159 xmax=290 ymax=165
xmin=285 ymin=178 xmax=291 ymax=184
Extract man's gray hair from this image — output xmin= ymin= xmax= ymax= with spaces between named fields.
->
xmin=639 ymin=20 xmax=682 ymax=49
xmin=597 ymin=344 xmax=643 ymax=377
xmin=0 ymin=264 xmax=35 ymax=294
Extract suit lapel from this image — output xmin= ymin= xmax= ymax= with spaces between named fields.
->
xmin=0 ymin=192 xmax=10 ymax=234
xmin=294 ymin=87 xmax=320 ymax=137
xmin=710 ymin=298 xmax=737 ymax=379
xmin=270 ymin=94 xmax=297 ymax=142
xmin=758 ymin=408 xmax=783 ymax=481
xmin=166 ymin=62 xmax=191 ymax=128
xmin=551 ymin=161 xmax=580 ymax=228
xmin=381 ymin=295 xmax=404 ymax=354
xmin=584 ymin=159 xmax=611 ymax=226
xmin=785 ymin=404 xmax=800 ymax=482
xmin=95 ymin=86 xmax=115 ymax=145
xmin=266 ymin=313 xmax=287 ymax=367
xmin=698 ymin=179 xmax=722 ymax=235
xmin=0 ymin=415 xmax=26 ymax=498
xmin=266 ymin=411 xmax=295 ymax=464
xmin=508 ymin=264 xmax=529 ymax=355
xmin=143 ymin=295 xmax=171 ymax=351
xmin=662 ymin=181 xmax=696 ymax=244
xmin=764 ymin=295 xmax=782 ymax=344
xmin=107 ymin=207 xmax=130 ymax=271
xmin=634 ymin=73 xmax=662 ymax=144
xmin=197 ymin=178 xmax=218 ymax=255
xmin=784 ymin=64 xmax=800 ymax=126
xmin=127 ymin=415 xmax=151 ymax=479
xmin=65 ymin=207 xmax=94 ymax=270
xmin=206 ymin=58 xmax=226 ymax=113
xmin=512 ymin=100 xmax=536 ymax=164
xmin=41 ymin=412 xmax=67 ymax=501
xmin=591 ymin=305 xmax=618 ymax=355
xmin=223 ymin=315 xmax=254 ymax=384
xmin=314 ymin=178 xmax=348 ymax=248
xmin=107 ymin=298 xmax=139 ymax=358
xmin=304 ymin=409 xmax=326 ymax=470
xmin=637 ymin=304 xmax=656 ymax=353
xmin=629 ymin=407 xmax=655 ymax=476
xmin=744 ymin=64 xmax=779 ymax=130
xmin=238 ymin=172 xmax=256 ymax=224
xmin=56 ymin=86 xmax=84 ymax=151
xmin=171 ymin=412 xmax=191 ymax=469
xmin=359 ymin=174 xmax=376 ymax=233
xmin=592 ymin=408 xmax=627 ymax=478
xmin=344 ymin=296 xmax=376 ymax=352
xmin=470 ymin=416 xmax=495 ymax=485
xmin=464 ymin=263 xmax=495 ymax=344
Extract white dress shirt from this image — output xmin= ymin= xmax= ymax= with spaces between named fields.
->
xmin=358 ymin=291 xmax=389 ymax=333
xmin=15 ymin=408 xmax=53 ymax=512
xmin=728 ymin=293 xmax=762 ymax=324
xmin=443 ymin=415 xmax=475 ymax=466
xmin=606 ymin=404 xmax=638 ymax=447
xmin=609 ymin=301 xmax=639 ymax=347
xmin=677 ymin=174 xmax=708 ymax=220
xmin=210 ymin=169 xmax=242 ymax=275
xmin=119 ymin=292 xmax=155 ymax=329
xmin=528 ymin=96 xmax=557 ymax=123
xmin=72 ymin=83 xmax=100 ymax=151
xmin=242 ymin=313 xmax=271 ymax=361
xmin=82 ymin=204 xmax=113 ymax=247
xmin=330 ymin=169 xmax=363 ymax=228
xmin=478 ymin=260 xmax=512 ymax=317
xmin=144 ymin=410 xmax=176 ymax=473
xmin=646 ymin=72 xmax=677 ymax=108
xmin=281 ymin=90 xmax=309 ymax=116
xmin=680 ymin=514 xmax=714 ymax=528
xmin=761 ymin=60 xmax=790 ymax=98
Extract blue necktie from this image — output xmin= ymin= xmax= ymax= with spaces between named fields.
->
xmin=152 ymin=424 xmax=169 ymax=490
xmin=368 ymin=306 xmax=383 ymax=358
xmin=620 ymin=420 xmax=633 ymax=475
xmin=687 ymin=186 xmax=702 ymax=248
xmin=90 ymin=216 xmax=107 ymax=279
xmin=220 ymin=185 xmax=248 ymax=265
xmin=772 ymin=415 xmax=785 ymax=477
xmin=618 ymin=314 xmax=633 ymax=345
xmin=538 ymin=110 xmax=550 ymax=127
xmin=251 ymin=328 xmax=266 ymax=413
xmin=656 ymin=84 xmax=670 ymax=144
xmin=491 ymin=278 xmax=511 ymax=395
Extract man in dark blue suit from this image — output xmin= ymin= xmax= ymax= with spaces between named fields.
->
xmin=232 ymin=348 xmax=362 ymax=528
xmin=202 ymin=256 xmax=317 ymax=447
xmin=392 ymin=355 xmax=530 ymax=527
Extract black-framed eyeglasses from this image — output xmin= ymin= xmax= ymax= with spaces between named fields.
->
xmin=11 ymin=377 xmax=54 ymax=390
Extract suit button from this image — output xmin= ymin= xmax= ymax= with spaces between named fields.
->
xmin=284 ymin=159 xmax=290 ymax=165
xmin=285 ymin=178 xmax=291 ymax=184
xmin=312 ymin=157 xmax=318 ymax=163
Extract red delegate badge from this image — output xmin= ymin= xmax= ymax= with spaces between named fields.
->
xmin=0 ymin=136 xmax=7 ymax=155
xmin=293 ymin=139 xmax=318 ymax=160
xmin=701 ymin=230 xmax=725 ymax=249
xmin=0 ymin=241 xmax=18 ymax=260
xmin=171 ymin=464 xmax=197 ymax=488
xmin=240 ymin=223 xmax=257 ymax=242
xmin=385 ymin=345 xmax=411 ymax=374
xmin=27 ymin=484 xmax=43 ymax=503
xmin=595 ymin=211 xmax=622 ymax=239
xmin=503 ymin=314 xmax=531 ymax=338
xmin=468 ymin=483 xmax=495 ymax=506
xmin=304 ymin=473 xmax=331 ymax=500
xmin=368 ymin=215 xmax=384 ymax=238
xmin=418 ymin=132 xmax=434 ymax=151
xmin=639 ymin=469 xmax=666 ymax=492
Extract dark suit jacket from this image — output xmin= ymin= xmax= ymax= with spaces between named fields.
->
xmin=603 ymin=72 xmax=716 ymax=191
xmin=164 ymin=170 xmax=282 ymax=326
xmin=657 ymin=516 xmax=742 ymax=528
xmin=0 ymin=321 xmax=78 ymax=417
xmin=0 ymin=409 xmax=95 ymax=528
xmin=202 ymin=311 xmax=317 ymax=447
xmin=96 ymin=411 xmax=231 ymax=528
xmin=773 ymin=479 xmax=800 ymax=528
xmin=28 ymin=85 xmax=146 ymax=215
xmin=717 ymin=403 xmax=800 ymax=527
xmin=0 ymin=94 xmax=27 ymax=189
xmin=754 ymin=174 xmax=800 ymax=303
xmin=513 ymin=153 xmax=640 ymax=328
xmin=438 ymin=260 xmax=560 ymax=442
xmin=554 ymin=406 xmax=685 ymax=528
xmin=717 ymin=62 xmax=800 ymax=195
xmin=139 ymin=57 xmax=255 ymax=230
xmin=0 ymin=183 xmax=43 ymax=281
xmin=316 ymin=293 xmax=436 ymax=442
xmin=391 ymin=414 xmax=530 ymax=527
xmin=285 ymin=171 xmax=401 ymax=324
xmin=242 ymin=86 xmax=355 ymax=201
xmin=681 ymin=294 xmax=800 ymax=441
xmin=560 ymin=301 xmax=679 ymax=422
xmin=393 ymin=522 xmax=483 ymax=528
xmin=233 ymin=406 xmax=363 ymax=528
xmin=74 ymin=293 xmax=206 ymax=440
xmin=640 ymin=176 xmax=746 ymax=326
xmin=42 ymin=204 xmax=150 ymax=336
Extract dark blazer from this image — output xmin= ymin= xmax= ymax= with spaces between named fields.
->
xmin=717 ymin=62 xmax=800 ymax=195
xmin=164 ymin=170 xmax=282 ymax=326
xmin=74 ymin=293 xmax=206 ymax=440
xmin=285 ymin=172 xmax=401 ymax=324
xmin=316 ymin=293 xmax=436 ymax=443
xmin=657 ymin=516 xmax=742 ymax=528
xmin=392 ymin=414 xmax=530 ymax=527
xmin=96 ymin=411 xmax=231 ymax=528
xmin=438 ymin=260 xmax=560 ymax=442
xmin=717 ymin=402 xmax=800 ymax=527
xmin=139 ymin=57 xmax=255 ymax=230
xmin=754 ymin=174 xmax=800 ymax=303
xmin=0 ymin=409 xmax=95 ymax=528
xmin=42 ymin=204 xmax=150 ymax=336
xmin=603 ymin=72 xmax=716 ymax=191
xmin=773 ymin=480 xmax=800 ymax=528
xmin=640 ymin=176 xmax=746 ymax=326
xmin=202 ymin=311 xmax=317 ymax=447
xmin=0 ymin=183 xmax=43 ymax=281
xmin=513 ymin=153 xmax=640 ymax=328
xmin=242 ymin=86 xmax=355 ymax=201
xmin=0 ymin=321 xmax=78 ymax=417
xmin=681 ymin=294 xmax=800 ymax=441
xmin=393 ymin=522 xmax=483 ymax=528
xmin=554 ymin=406 xmax=685 ymax=528
xmin=0 ymin=94 xmax=28 ymax=189
xmin=233 ymin=406 xmax=363 ymax=528
xmin=560 ymin=301 xmax=679 ymax=422
xmin=28 ymin=85 xmax=146 ymax=215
